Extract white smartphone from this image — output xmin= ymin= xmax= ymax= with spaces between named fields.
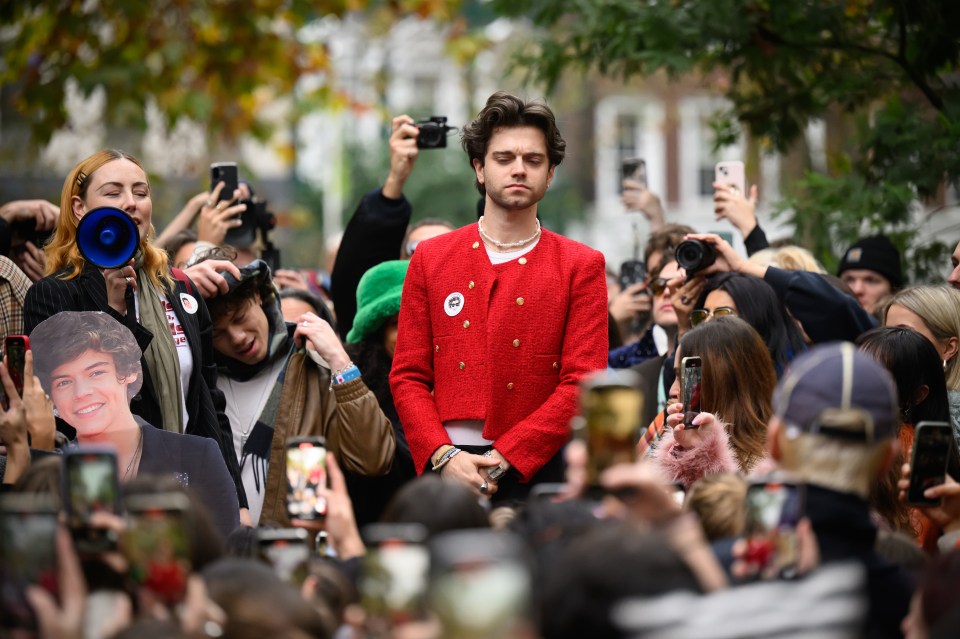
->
xmin=715 ymin=161 xmax=746 ymax=197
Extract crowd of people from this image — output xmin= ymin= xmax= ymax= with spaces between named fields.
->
xmin=1 ymin=90 xmax=960 ymax=639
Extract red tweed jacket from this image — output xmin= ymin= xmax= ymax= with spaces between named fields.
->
xmin=389 ymin=223 xmax=608 ymax=480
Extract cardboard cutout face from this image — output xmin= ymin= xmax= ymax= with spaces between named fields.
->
xmin=31 ymin=312 xmax=143 ymax=438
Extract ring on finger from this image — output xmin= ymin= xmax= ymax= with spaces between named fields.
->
xmin=680 ymin=295 xmax=690 ymax=304
xmin=217 ymin=202 xmax=226 ymax=211
xmin=205 ymin=199 xmax=214 ymax=207
xmin=479 ymin=481 xmax=489 ymax=493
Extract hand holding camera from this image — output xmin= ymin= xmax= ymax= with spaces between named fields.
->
xmin=384 ymin=115 xmax=421 ymax=199
xmin=677 ymin=233 xmax=749 ymax=277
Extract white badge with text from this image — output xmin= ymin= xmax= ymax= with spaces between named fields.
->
xmin=444 ymin=292 xmax=465 ymax=317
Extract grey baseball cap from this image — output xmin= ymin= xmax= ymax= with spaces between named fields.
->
xmin=773 ymin=342 xmax=899 ymax=445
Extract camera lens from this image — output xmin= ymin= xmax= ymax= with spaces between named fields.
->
xmin=675 ymin=240 xmax=717 ymax=273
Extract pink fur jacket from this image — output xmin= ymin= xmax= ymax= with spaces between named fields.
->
xmin=652 ymin=419 xmax=773 ymax=489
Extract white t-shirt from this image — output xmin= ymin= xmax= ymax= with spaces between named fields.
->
xmin=218 ymin=357 xmax=287 ymax=525
xmin=160 ymin=293 xmax=194 ymax=430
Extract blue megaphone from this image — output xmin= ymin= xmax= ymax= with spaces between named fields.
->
xmin=76 ymin=206 xmax=140 ymax=269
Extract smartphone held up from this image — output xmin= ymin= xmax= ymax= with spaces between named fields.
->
xmin=907 ymin=421 xmax=953 ymax=505
xmin=0 ymin=494 xmax=58 ymax=632
xmin=122 ymin=492 xmax=193 ymax=606
xmin=621 ymin=157 xmax=647 ymax=190
xmin=742 ymin=481 xmax=805 ymax=581
xmin=285 ymin=436 xmax=328 ymax=522
xmin=62 ymin=447 xmax=122 ymax=554
xmin=715 ymin=160 xmax=746 ymax=197
xmin=575 ymin=369 xmax=644 ymax=486
xmin=680 ymin=356 xmax=703 ymax=429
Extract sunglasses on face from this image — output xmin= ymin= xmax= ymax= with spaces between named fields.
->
xmin=649 ymin=278 xmax=670 ymax=296
xmin=690 ymin=306 xmax=737 ymax=326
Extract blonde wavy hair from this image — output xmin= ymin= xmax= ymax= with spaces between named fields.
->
xmin=880 ymin=285 xmax=960 ymax=390
xmin=46 ymin=149 xmax=172 ymax=290
xmin=748 ymin=245 xmax=826 ymax=273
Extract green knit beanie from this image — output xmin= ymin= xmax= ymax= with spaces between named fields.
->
xmin=346 ymin=260 xmax=409 ymax=344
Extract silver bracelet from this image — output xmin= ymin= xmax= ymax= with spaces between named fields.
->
xmin=431 ymin=447 xmax=461 ymax=472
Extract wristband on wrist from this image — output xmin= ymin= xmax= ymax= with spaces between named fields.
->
xmin=330 ymin=361 xmax=361 ymax=389
xmin=333 ymin=365 xmax=361 ymax=385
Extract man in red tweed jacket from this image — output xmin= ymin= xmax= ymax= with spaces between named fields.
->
xmin=389 ymin=91 xmax=608 ymax=500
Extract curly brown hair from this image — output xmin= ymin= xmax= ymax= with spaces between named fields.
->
xmin=194 ymin=248 xmax=277 ymax=319
xmin=460 ymin=91 xmax=566 ymax=196
xmin=31 ymin=311 xmax=143 ymax=399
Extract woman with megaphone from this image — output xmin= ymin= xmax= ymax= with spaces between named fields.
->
xmin=22 ymin=149 xmax=247 ymax=517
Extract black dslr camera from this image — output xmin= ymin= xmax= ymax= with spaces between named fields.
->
xmin=225 ymin=189 xmax=280 ymax=272
xmin=416 ymin=116 xmax=453 ymax=149
xmin=675 ymin=239 xmax=717 ymax=274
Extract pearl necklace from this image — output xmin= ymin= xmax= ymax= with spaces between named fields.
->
xmin=477 ymin=216 xmax=541 ymax=251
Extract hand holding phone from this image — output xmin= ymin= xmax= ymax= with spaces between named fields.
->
xmin=907 ymin=422 xmax=953 ymax=505
xmin=258 ymin=528 xmax=311 ymax=585
xmin=618 ymin=260 xmax=647 ymax=292
xmin=0 ymin=494 xmax=59 ymax=630
xmin=621 ymin=158 xmax=647 ymax=190
xmin=123 ymin=493 xmax=192 ymax=606
xmin=741 ymin=481 xmax=804 ymax=580
xmin=4 ymin=336 xmax=29 ymax=398
xmin=62 ymin=447 xmax=121 ymax=554
xmin=578 ymin=370 xmax=643 ymax=486
xmin=680 ymin=356 xmax=703 ymax=429
xmin=715 ymin=161 xmax=746 ymax=197
xmin=429 ymin=530 xmax=532 ymax=639
xmin=360 ymin=523 xmax=430 ymax=631
xmin=210 ymin=162 xmax=239 ymax=204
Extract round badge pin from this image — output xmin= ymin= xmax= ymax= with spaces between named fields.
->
xmin=444 ymin=292 xmax=465 ymax=317
xmin=180 ymin=293 xmax=199 ymax=314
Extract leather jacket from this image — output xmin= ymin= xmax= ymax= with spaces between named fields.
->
xmin=260 ymin=349 xmax=395 ymax=524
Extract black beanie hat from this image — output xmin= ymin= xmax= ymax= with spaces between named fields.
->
xmin=837 ymin=235 xmax=903 ymax=288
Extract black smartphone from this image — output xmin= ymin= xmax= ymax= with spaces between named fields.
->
xmin=618 ymin=260 xmax=647 ymax=292
xmin=907 ymin=421 xmax=953 ymax=505
xmin=360 ymin=523 xmax=430 ymax=631
xmin=429 ymin=530 xmax=531 ymax=639
xmin=680 ymin=356 xmax=703 ymax=428
xmin=0 ymin=494 xmax=58 ymax=632
xmin=210 ymin=162 xmax=239 ymax=203
xmin=258 ymin=528 xmax=311 ymax=585
xmin=122 ymin=493 xmax=192 ymax=606
xmin=285 ymin=436 xmax=328 ymax=522
xmin=5 ymin=334 xmax=30 ymax=397
xmin=578 ymin=369 xmax=644 ymax=486
xmin=621 ymin=157 xmax=647 ymax=189
xmin=62 ymin=447 xmax=121 ymax=554
xmin=742 ymin=481 xmax=804 ymax=580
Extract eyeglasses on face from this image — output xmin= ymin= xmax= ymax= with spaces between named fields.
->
xmin=690 ymin=306 xmax=736 ymax=326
